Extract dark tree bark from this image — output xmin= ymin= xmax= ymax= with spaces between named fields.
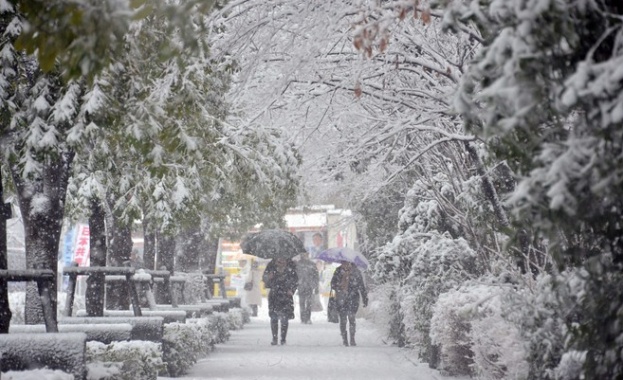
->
xmin=203 ymin=238 xmax=220 ymax=275
xmin=143 ymin=218 xmax=156 ymax=271
xmin=155 ymin=233 xmax=175 ymax=304
xmin=86 ymin=198 xmax=107 ymax=316
xmin=11 ymin=153 xmax=73 ymax=325
xmin=0 ymin=170 xmax=13 ymax=333
xmin=105 ymin=221 xmax=132 ymax=310
xmin=176 ymin=227 xmax=205 ymax=272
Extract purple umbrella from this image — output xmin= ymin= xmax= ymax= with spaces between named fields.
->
xmin=315 ymin=247 xmax=369 ymax=270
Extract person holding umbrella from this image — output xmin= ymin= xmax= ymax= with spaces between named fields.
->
xmin=262 ymin=256 xmax=298 ymax=345
xmin=330 ymin=261 xmax=368 ymax=346
xmin=295 ymin=251 xmax=320 ymax=324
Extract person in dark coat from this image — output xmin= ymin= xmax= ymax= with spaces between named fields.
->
xmin=330 ymin=261 xmax=368 ymax=346
xmin=262 ymin=257 xmax=298 ymax=345
xmin=296 ymin=252 xmax=319 ymax=324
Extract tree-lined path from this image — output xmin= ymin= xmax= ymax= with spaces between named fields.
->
xmin=174 ymin=311 xmax=454 ymax=380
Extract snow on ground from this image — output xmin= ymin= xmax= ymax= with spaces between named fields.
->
xmin=163 ymin=300 xmax=467 ymax=380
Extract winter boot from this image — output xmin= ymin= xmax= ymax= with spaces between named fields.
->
xmin=349 ymin=326 xmax=357 ymax=347
xmin=271 ymin=320 xmax=279 ymax=345
xmin=280 ymin=320 xmax=288 ymax=345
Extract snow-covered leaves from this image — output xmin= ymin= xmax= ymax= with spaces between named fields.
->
xmin=207 ymin=0 xmax=478 ymax=212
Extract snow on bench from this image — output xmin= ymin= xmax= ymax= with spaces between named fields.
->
xmin=59 ymin=317 xmax=164 ymax=342
xmin=151 ymin=304 xmax=213 ymax=318
xmin=75 ymin=309 xmax=186 ymax=324
xmin=0 ymin=332 xmax=87 ymax=380
xmin=9 ymin=323 xmax=132 ymax=344
xmin=196 ymin=299 xmax=231 ymax=312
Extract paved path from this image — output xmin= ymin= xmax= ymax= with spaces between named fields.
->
xmin=171 ymin=315 xmax=448 ymax=380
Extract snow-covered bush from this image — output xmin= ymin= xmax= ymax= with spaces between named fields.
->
xmin=431 ymin=281 xmax=529 ymax=379
xmin=366 ymin=282 xmax=404 ymax=346
xmin=240 ymin=306 xmax=252 ymax=324
xmin=400 ymin=233 xmax=480 ymax=364
xmin=162 ymin=321 xmax=207 ymax=377
xmin=501 ymin=272 xmax=568 ymax=379
xmin=86 ymin=340 xmax=164 ymax=380
xmin=224 ymin=308 xmax=245 ymax=330
xmin=3 ymin=369 xmax=74 ymax=380
xmin=208 ymin=312 xmax=231 ymax=344
xmin=179 ymin=272 xmax=205 ymax=304
xmin=186 ymin=317 xmax=217 ymax=351
xmin=373 ymin=173 xmax=489 ymax=365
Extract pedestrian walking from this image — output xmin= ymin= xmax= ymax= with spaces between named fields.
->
xmin=262 ymin=257 xmax=298 ymax=345
xmin=330 ymin=261 xmax=368 ymax=346
xmin=296 ymin=252 xmax=319 ymax=324
xmin=244 ymin=259 xmax=263 ymax=317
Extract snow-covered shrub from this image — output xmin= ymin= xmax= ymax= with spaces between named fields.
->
xmin=186 ymin=317 xmax=217 ymax=351
xmin=3 ymin=369 xmax=74 ymax=380
xmin=400 ymin=233 xmax=480 ymax=364
xmin=372 ymin=171 xmax=491 ymax=364
xmin=208 ymin=312 xmax=231 ymax=344
xmin=430 ymin=287 xmax=475 ymax=376
xmin=86 ymin=340 xmax=164 ymax=380
xmin=162 ymin=321 xmax=206 ymax=377
xmin=501 ymin=271 xmax=568 ymax=379
xmin=553 ymin=350 xmax=586 ymax=380
xmin=225 ymin=308 xmax=245 ymax=330
xmin=366 ymin=282 xmax=404 ymax=345
xmin=240 ymin=306 xmax=252 ymax=324
xmin=180 ymin=272 xmax=205 ymax=304
xmin=431 ymin=281 xmax=529 ymax=379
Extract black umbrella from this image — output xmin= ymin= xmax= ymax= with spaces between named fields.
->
xmin=240 ymin=229 xmax=306 ymax=259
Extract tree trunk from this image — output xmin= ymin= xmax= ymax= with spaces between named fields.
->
xmin=12 ymin=154 xmax=73 ymax=325
xmin=464 ymin=142 xmax=537 ymax=273
xmin=464 ymin=142 xmax=510 ymax=228
xmin=105 ymin=221 xmax=132 ymax=310
xmin=86 ymin=198 xmax=107 ymax=316
xmin=203 ymin=238 xmax=219 ymax=274
xmin=143 ymin=218 xmax=156 ymax=271
xmin=155 ymin=234 xmax=175 ymax=304
xmin=176 ymin=227 xmax=204 ymax=272
xmin=0 ymin=170 xmax=12 ymax=333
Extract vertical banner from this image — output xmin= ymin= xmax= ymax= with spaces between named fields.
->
xmin=62 ymin=226 xmax=76 ymax=267
xmin=60 ymin=225 xmax=77 ymax=290
xmin=73 ymin=224 xmax=91 ymax=267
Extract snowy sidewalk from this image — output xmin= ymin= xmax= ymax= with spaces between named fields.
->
xmin=168 ymin=308 xmax=453 ymax=380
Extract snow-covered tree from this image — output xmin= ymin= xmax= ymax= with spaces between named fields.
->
xmin=0 ymin=0 xmax=300 ymax=323
xmin=436 ymin=0 xmax=623 ymax=378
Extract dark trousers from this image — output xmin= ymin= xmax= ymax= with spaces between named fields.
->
xmin=339 ymin=311 xmax=356 ymax=345
xmin=271 ymin=316 xmax=289 ymax=344
xmin=298 ymin=290 xmax=313 ymax=323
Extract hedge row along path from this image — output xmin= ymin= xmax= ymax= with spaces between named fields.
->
xmin=171 ymin=305 xmax=463 ymax=380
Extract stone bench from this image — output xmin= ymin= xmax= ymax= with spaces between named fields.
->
xmin=59 ymin=316 xmax=164 ymax=342
xmin=0 ymin=332 xmax=87 ymax=379
xmin=76 ymin=309 xmax=186 ymax=324
xmin=152 ymin=304 xmax=213 ymax=318
xmin=197 ymin=299 xmax=231 ymax=312
xmin=9 ymin=323 xmax=132 ymax=344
